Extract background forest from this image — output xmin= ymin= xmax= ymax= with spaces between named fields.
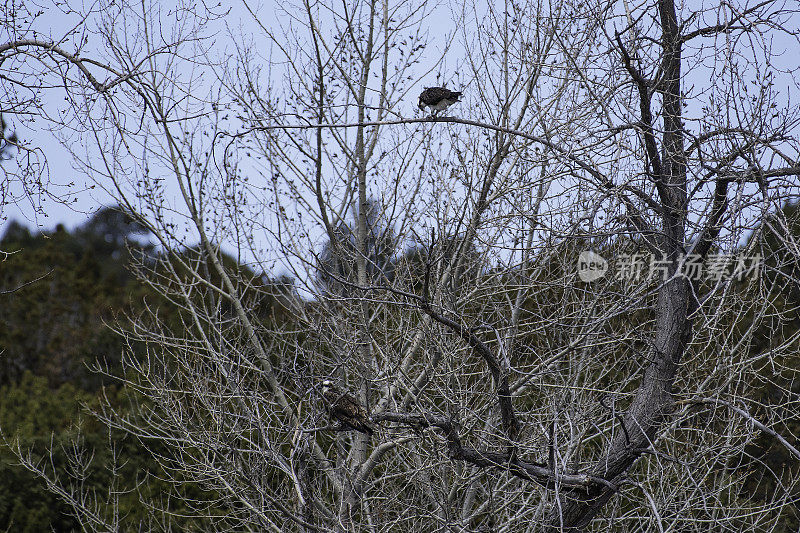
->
xmin=1 ymin=202 xmax=798 ymax=530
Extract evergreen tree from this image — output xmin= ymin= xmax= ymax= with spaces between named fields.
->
xmin=0 ymin=113 xmax=17 ymax=161
xmin=316 ymin=198 xmax=396 ymax=296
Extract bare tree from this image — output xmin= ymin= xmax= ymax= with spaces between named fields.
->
xmin=2 ymin=0 xmax=800 ymax=531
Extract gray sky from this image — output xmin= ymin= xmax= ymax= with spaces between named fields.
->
xmin=2 ymin=0 xmax=798 ymax=250
xmin=1 ymin=0 xmax=458 ymax=237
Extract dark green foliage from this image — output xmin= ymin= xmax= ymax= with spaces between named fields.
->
xmin=395 ymin=234 xmax=483 ymax=296
xmin=0 ymin=208 xmax=227 ymax=530
xmin=0 ymin=210 xmax=150 ymax=530
xmin=0 ymin=373 xmax=87 ymax=532
xmin=0 ymin=372 xmax=223 ymax=532
xmin=0 ymin=207 xmax=153 ymax=388
xmin=316 ymin=198 xmax=396 ymax=295
xmin=759 ymin=201 xmax=800 ymax=307
xmin=733 ymin=202 xmax=800 ymax=529
xmin=0 ymin=113 xmax=18 ymax=161
xmin=1 ymin=200 xmax=798 ymax=530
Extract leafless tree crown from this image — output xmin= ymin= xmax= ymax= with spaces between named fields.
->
xmin=2 ymin=0 xmax=800 ymax=530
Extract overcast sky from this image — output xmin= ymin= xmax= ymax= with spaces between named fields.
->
xmin=2 ymin=0 xmax=798 ymax=249
xmin=1 ymin=0 xmax=464 ymax=239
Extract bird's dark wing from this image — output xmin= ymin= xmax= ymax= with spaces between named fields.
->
xmin=326 ymin=389 xmax=374 ymax=435
xmin=419 ymin=87 xmax=446 ymax=105
xmin=420 ymin=87 xmax=462 ymax=105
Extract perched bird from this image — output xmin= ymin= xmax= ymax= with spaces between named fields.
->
xmin=418 ymin=87 xmax=463 ymax=115
xmin=320 ymin=380 xmax=375 ymax=435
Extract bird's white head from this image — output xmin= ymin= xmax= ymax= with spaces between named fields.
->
xmin=321 ymin=380 xmax=333 ymax=393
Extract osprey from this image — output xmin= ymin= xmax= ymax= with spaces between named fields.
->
xmin=321 ymin=380 xmax=375 ymax=435
xmin=418 ymin=87 xmax=462 ymax=114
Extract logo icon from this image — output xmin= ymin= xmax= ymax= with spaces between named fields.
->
xmin=578 ymin=250 xmax=608 ymax=282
